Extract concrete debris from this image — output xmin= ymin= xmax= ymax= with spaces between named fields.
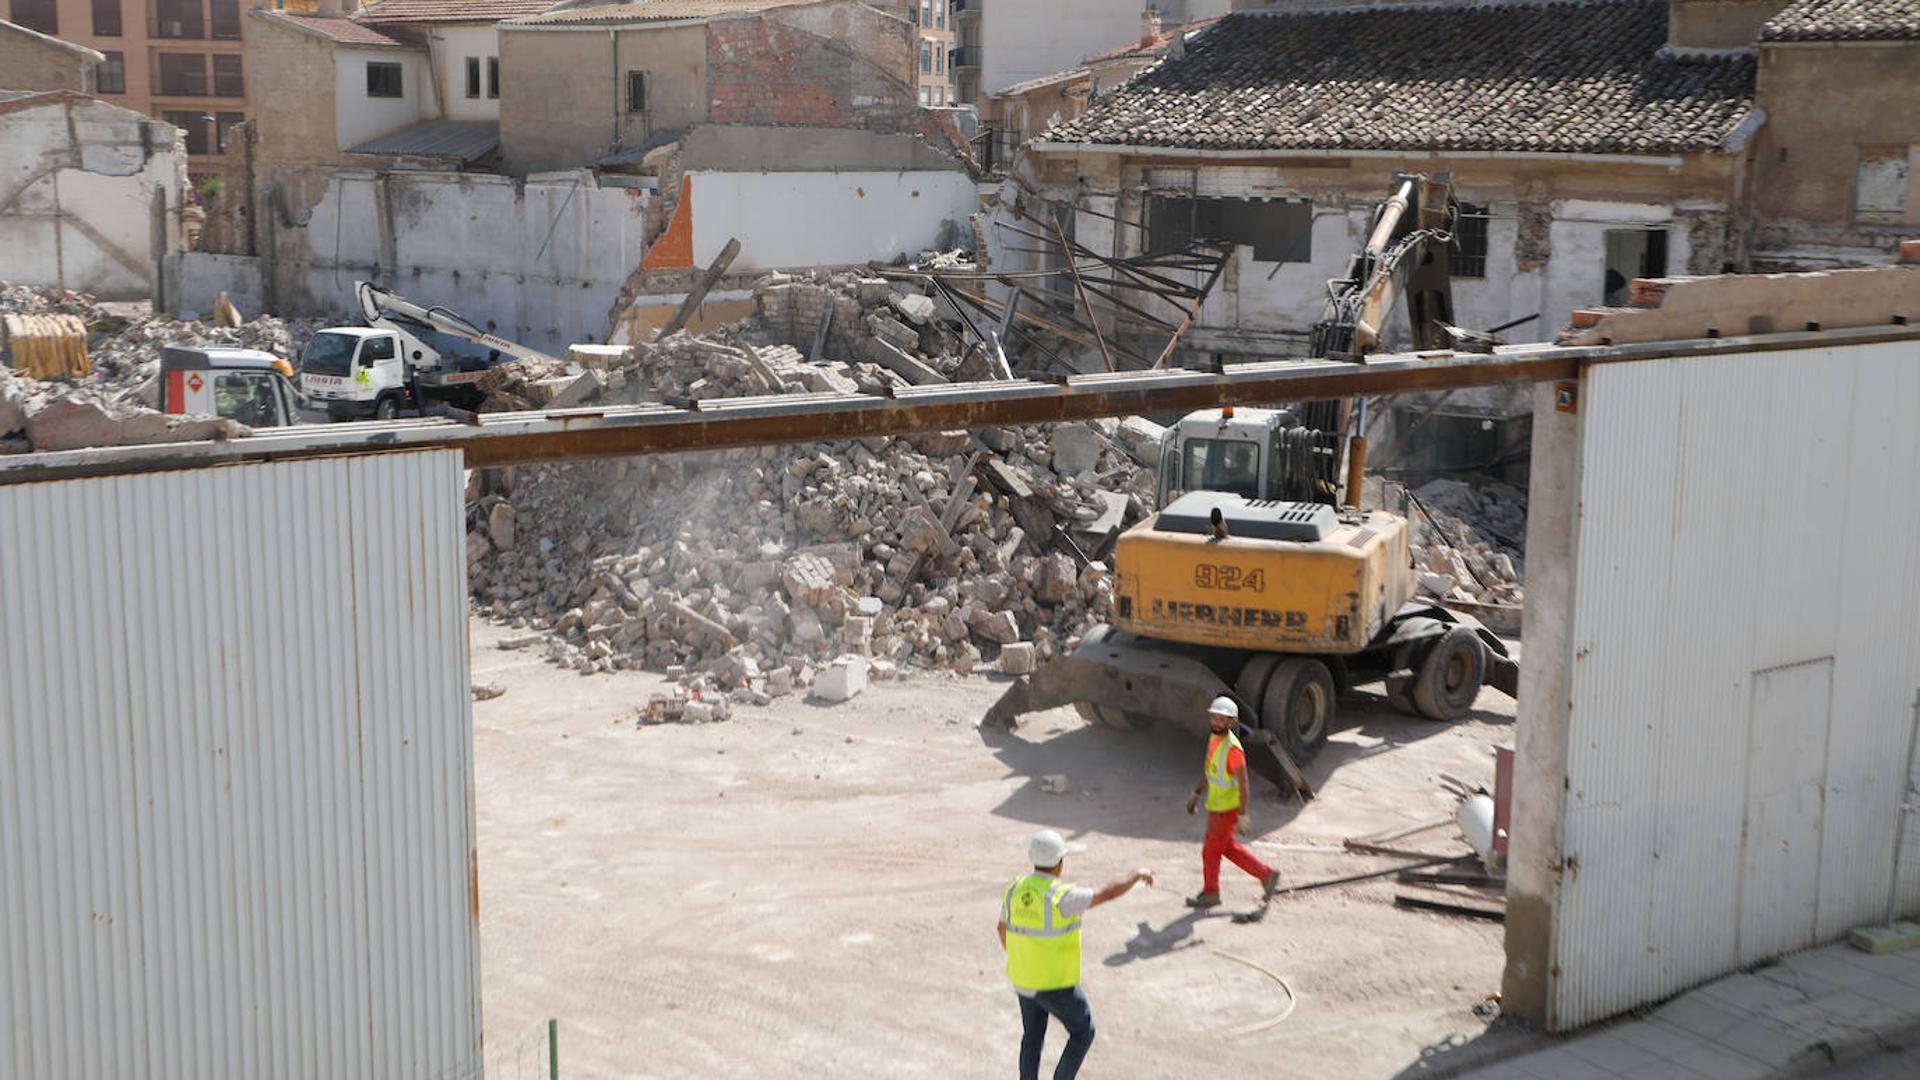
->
xmin=810 ymin=655 xmax=870 ymax=704
xmin=1397 ymin=477 xmax=1527 ymax=607
xmin=1041 ymin=774 xmax=1070 ymax=794
xmin=642 ymin=688 xmax=733 ymax=724
xmin=471 ymin=683 xmax=506 ymax=701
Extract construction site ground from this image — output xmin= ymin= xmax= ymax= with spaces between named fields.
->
xmin=470 ymin=616 xmax=1543 ymax=1078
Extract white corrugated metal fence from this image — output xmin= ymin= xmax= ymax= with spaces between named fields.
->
xmin=0 ymin=450 xmax=481 ymax=1078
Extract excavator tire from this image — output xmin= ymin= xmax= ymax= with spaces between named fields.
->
xmin=1263 ymin=657 xmax=1335 ymax=762
xmin=1234 ymin=653 xmax=1282 ymax=718
xmin=1412 ymin=626 xmax=1486 ymax=721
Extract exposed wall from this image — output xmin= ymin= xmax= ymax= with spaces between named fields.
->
xmin=163 ymin=251 xmax=265 ymax=317
xmin=0 ymin=450 xmax=482 ymax=1078
xmin=979 ymin=0 xmax=1230 ymax=98
xmin=1750 ymin=43 xmax=1920 ymax=266
xmin=1012 ymin=150 xmax=1737 ymax=358
xmin=0 ymin=20 xmax=99 ymax=92
xmin=678 ymin=123 xmax=961 ymax=172
xmin=262 ymin=170 xmax=658 ymax=352
xmin=1505 ymin=337 xmax=1920 ymax=1029
xmin=0 ymin=94 xmax=184 ymax=300
xmin=679 ymin=168 xmax=978 ymax=270
xmin=246 ymin=13 xmax=343 ymax=169
xmin=497 ymin=22 xmax=707 ymax=175
xmin=430 ymin=24 xmax=500 ymax=122
xmin=1667 ymin=0 xmax=1791 ymax=49
xmin=335 ymin=46 xmax=433 ymax=149
xmin=705 ymin=7 xmax=930 ymax=135
xmin=762 ymin=0 xmax=913 ymax=87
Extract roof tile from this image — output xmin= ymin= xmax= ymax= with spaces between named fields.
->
xmin=508 ymin=0 xmax=814 ymax=25
xmin=1760 ymin=0 xmax=1920 ymax=42
xmin=359 ymin=0 xmax=556 ymax=23
xmin=1047 ymin=1 xmax=1758 ymax=156
xmin=268 ymin=12 xmax=418 ymax=46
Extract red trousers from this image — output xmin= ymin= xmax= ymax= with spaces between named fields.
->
xmin=1202 ymin=809 xmax=1273 ymax=894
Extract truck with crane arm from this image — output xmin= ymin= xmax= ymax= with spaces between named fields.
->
xmin=298 ymin=281 xmax=559 ymax=420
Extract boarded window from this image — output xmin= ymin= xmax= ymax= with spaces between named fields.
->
xmin=156 ymin=52 xmax=208 ymax=96
xmin=1854 ymin=149 xmax=1909 ymax=223
xmin=366 ymin=61 xmax=403 ymax=99
xmin=1149 ymin=196 xmax=1312 ymax=262
xmin=466 ymin=57 xmax=481 ymax=99
xmin=487 ymin=57 xmax=498 ymax=99
xmin=210 ymin=0 xmax=239 ymax=39
xmin=626 ymin=71 xmax=646 ymax=113
xmin=92 ymin=0 xmax=121 ymax=36
xmin=212 ymin=53 xmax=242 ymax=97
xmin=97 ymin=51 xmax=127 ymax=93
xmin=155 ymin=0 xmax=202 ymax=38
xmin=9 ymin=0 xmax=58 ymax=35
xmin=1449 ymin=203 xmax=1489 ymax=278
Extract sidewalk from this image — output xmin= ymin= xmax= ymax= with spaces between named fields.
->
xmin=1465 ymin=938 xmax=1920 ymax=1078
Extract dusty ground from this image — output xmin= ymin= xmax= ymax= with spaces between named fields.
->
xmin=470 ymin=617 xmax=1545 ymax=1078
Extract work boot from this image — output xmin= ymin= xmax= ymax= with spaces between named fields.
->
xmin=1185 ymin=892 xmax=1221 ymax=910
xmin=1261 ymin=870 xmax=1282 ymax=903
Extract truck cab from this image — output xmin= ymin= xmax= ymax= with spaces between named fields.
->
xmin=160 ymin=346 xmax=305 ymax=428
xmin=299 ymin=326 xmax=431 ymax=420
xmin=1157 ymin=406 xmax=1345 ymax=505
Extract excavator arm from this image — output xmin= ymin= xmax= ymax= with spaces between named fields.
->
xmin=354 ymin=281 xmax=560 ymax=365
xmin=1310 ymin=173 xmax=1460 ymax=361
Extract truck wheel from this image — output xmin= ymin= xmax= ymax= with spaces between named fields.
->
xmin=374 ymin=396 xmax=400 ymax=420
xmin=1263 ymin=657 xmax=1335 ymax=761
xmin=1234 ymin=653 xmax=1281 ymax=711
xmin=1412 ymin=626 xmax=1486 ymax=721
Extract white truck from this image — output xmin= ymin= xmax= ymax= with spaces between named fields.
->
xmin=299 ymin=281 xmax=557 ymax=420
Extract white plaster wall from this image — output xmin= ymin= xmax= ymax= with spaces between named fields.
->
xmin=272 ymin=171 xmax=657 ymax=354
xmin=685 ymin=170 xmax=979 ymax=270
xmin=0 ymin=99 xmax=181 ymax=300
xmin=981 ymin=0 xmax=1232 ymax=98
xmin=335 ymin=48 xmax=430 ymax=149
xmin=433 ymin=24 xmax=499 ymax=123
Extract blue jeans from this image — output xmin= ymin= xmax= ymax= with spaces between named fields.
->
xmin=1017 ymin=985 xmax=1095 ymax=1080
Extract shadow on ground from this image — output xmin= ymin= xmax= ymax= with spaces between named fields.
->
xmin=1390 ymin=1017 xmax=1551 ymax=1077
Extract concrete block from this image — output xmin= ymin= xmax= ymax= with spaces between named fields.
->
xmin=1051 ymin=423 xmax=1105 ymax=476
xmin=567 ymin=344 xmax=628 ymax=369
xmin=546 ymin=368 xmax=606 ymax=408
xmin=810 ymin=655 xmax=870 ymax=703
xmin=969 ymin=609 xmax=1020 ymax=645
xmin=1849 ymin=922 xmax=1920 ymax=954
xmin=999 ymin=641 xmax=1037 ymax=674
xmin=1115 ymin=416 xmax=1166 ymax=467
xmin=890 ymin=291 xmax=936 ymax=324
xmin=488 ymin=502 xmax=517 ymax=551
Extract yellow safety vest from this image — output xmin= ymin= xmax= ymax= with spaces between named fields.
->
xmin=1002 ymin=873 xmax=1082 ymax=992
xmin=1204 ymin=731 xmax=1244 ymax=812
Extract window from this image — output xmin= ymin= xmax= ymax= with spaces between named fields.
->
xmin=366 ymin=61 xmax=403 ymax=98
xmin=210 ymin=0 xmax=239 ymax=39
xmin=920 ymin=0 xmax=930 ymax=25
xmin=97 ymin=52 xmax=127 ymax=94
xmin=1179 ymin=438 xmax=1261 ymax=500
xmin=466 ymin=57 xmax=481 ymax=98
xmin=487 ymin=56 xmax=498 ymax=99
xmin=92 ymin=0 xmax=121 ymax=36
xmin=214 ymin=372 xmax=281 ymax=427
xmin=936 ymin=0 xmax=945 ymax=28
xmin=935 ymin=44 xmax=944 ymax=73
xmin=212 ymin=54 xmax=242 ymax=97
xmin=919 ymin=85 xmax=931 ymax=106
xmin=1449 ymin=203 xmax=1489 ymax=278
xmin=1854 ymin=148 xmax=1909 ymax=223
xmin=363 ymin=335 xmax=397 ymax=362
xmin=156 ymin=53 xmax=208 ymax=96
xmin=1149 ymin=196 xmax=1313 ymax=262
xmin=1603 ymin=228 xmax=1668 ymax=305
xmin=155 ymin=0 xmax=203 ymax=39
xmin=627 ymin=70 xmax=646 ymax=113
xmin=163 ymin=110 xmax=210 ymax=155
xmin=9 ymin=0 xmax=58 ymax=34
xmin=215 ymin=110 xmax=244 ymax=150
xmin=921 ymin=41 xmax=931 ymax=73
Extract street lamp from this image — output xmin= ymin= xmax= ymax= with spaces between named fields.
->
xmin=201 ymin=112 xmax=217 ymax=159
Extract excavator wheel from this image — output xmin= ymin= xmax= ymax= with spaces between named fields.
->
xmin=1234 ymin=654 xmax=1282 ymax=718
xmin=1067 ymin=625 xmax=1156 ymax=732
xmin=1412 ymin=626 xmax=1486 ymax=721
xmin=1263 ymin=657 xmax=1335 ymax=762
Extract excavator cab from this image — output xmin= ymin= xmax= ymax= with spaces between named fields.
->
xmin=1156 ymin=406 xmax=1347 ymax=507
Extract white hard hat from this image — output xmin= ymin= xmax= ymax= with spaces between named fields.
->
xmin=1207 ymin=695 xmax=1239 ymax=717
xmin=1029 ymin=829 xmax=1069 ymax=868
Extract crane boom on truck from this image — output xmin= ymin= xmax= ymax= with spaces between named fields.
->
xmin=983 ymin=173 xmax=1516 ymax=799
xmin=300 ymin=281 xmax=558 ymax=421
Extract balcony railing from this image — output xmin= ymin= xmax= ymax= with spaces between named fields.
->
xmin=949 ymin=45 xmax=982 ymax=71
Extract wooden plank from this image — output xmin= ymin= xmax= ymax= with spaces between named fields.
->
xmin=655 ymin=236 xmax=741 ymax=340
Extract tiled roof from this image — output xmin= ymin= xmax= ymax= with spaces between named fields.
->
xmin=1046 ymin=0 xmax=1758 ymax=156
xmin=508 ymin=0 xmax=812 ymax=25
xmin=1081 ymin=15 xmax=1223 ymax=65
xmin=263 ymin=11 xmax=419 ymax=46
xmin=994 ymin=68 xmax=1090 ymax=100
xmin=1760 ymin=0 xmax=1920 ymax=41
xmin=359 ymin=0 xmax=556 ymax=23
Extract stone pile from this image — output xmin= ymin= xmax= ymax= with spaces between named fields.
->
xmin=1399 ymin=477 xmax=1527 ymax=607
xmin=468 ymin=320 xmax=1163 ymax=701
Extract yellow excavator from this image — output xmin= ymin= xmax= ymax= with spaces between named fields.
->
xmin=983 ymin=173 xmax=1518 ymax=796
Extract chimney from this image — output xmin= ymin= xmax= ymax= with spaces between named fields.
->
xmin=1666 ymin=0 xmax=1791 ymax=50
xmin=316 ymin=0 xmax=345 ymax=17
xmin=1141 ymin=9 xmax=1161 ymax=48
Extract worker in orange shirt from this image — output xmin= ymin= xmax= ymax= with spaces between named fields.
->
xmin=1185 ymin=695 xmax=1281 ymax=909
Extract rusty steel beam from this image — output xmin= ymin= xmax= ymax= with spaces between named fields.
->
xmin=5 ymin=324 xmax=1916 ymax=486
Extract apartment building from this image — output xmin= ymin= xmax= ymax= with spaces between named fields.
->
xmin=4 ymin=0 xmax=251 ymax=177
xmin=910 ymin=0 xmax=953 ymax=106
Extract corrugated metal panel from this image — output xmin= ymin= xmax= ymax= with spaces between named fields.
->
xmin=346 ymin=120 xmax=500 ymax=163
xmin=0 ymin=450 xmax=479 ymax=1078
xmin=1549 ymin=342 xmax=1920 ymax=1027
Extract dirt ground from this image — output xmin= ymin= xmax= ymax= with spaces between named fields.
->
xmin=470 ymin=617 xmax=1545 ymax=1078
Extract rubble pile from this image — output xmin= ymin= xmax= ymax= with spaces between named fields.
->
xmin=1399 ymin=477 xmax=1527 ymax=607
xmin=468 ymin=320 xmax=1163 ymax=699
xmin=1 ymin=283 xmax=327 ymax=453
